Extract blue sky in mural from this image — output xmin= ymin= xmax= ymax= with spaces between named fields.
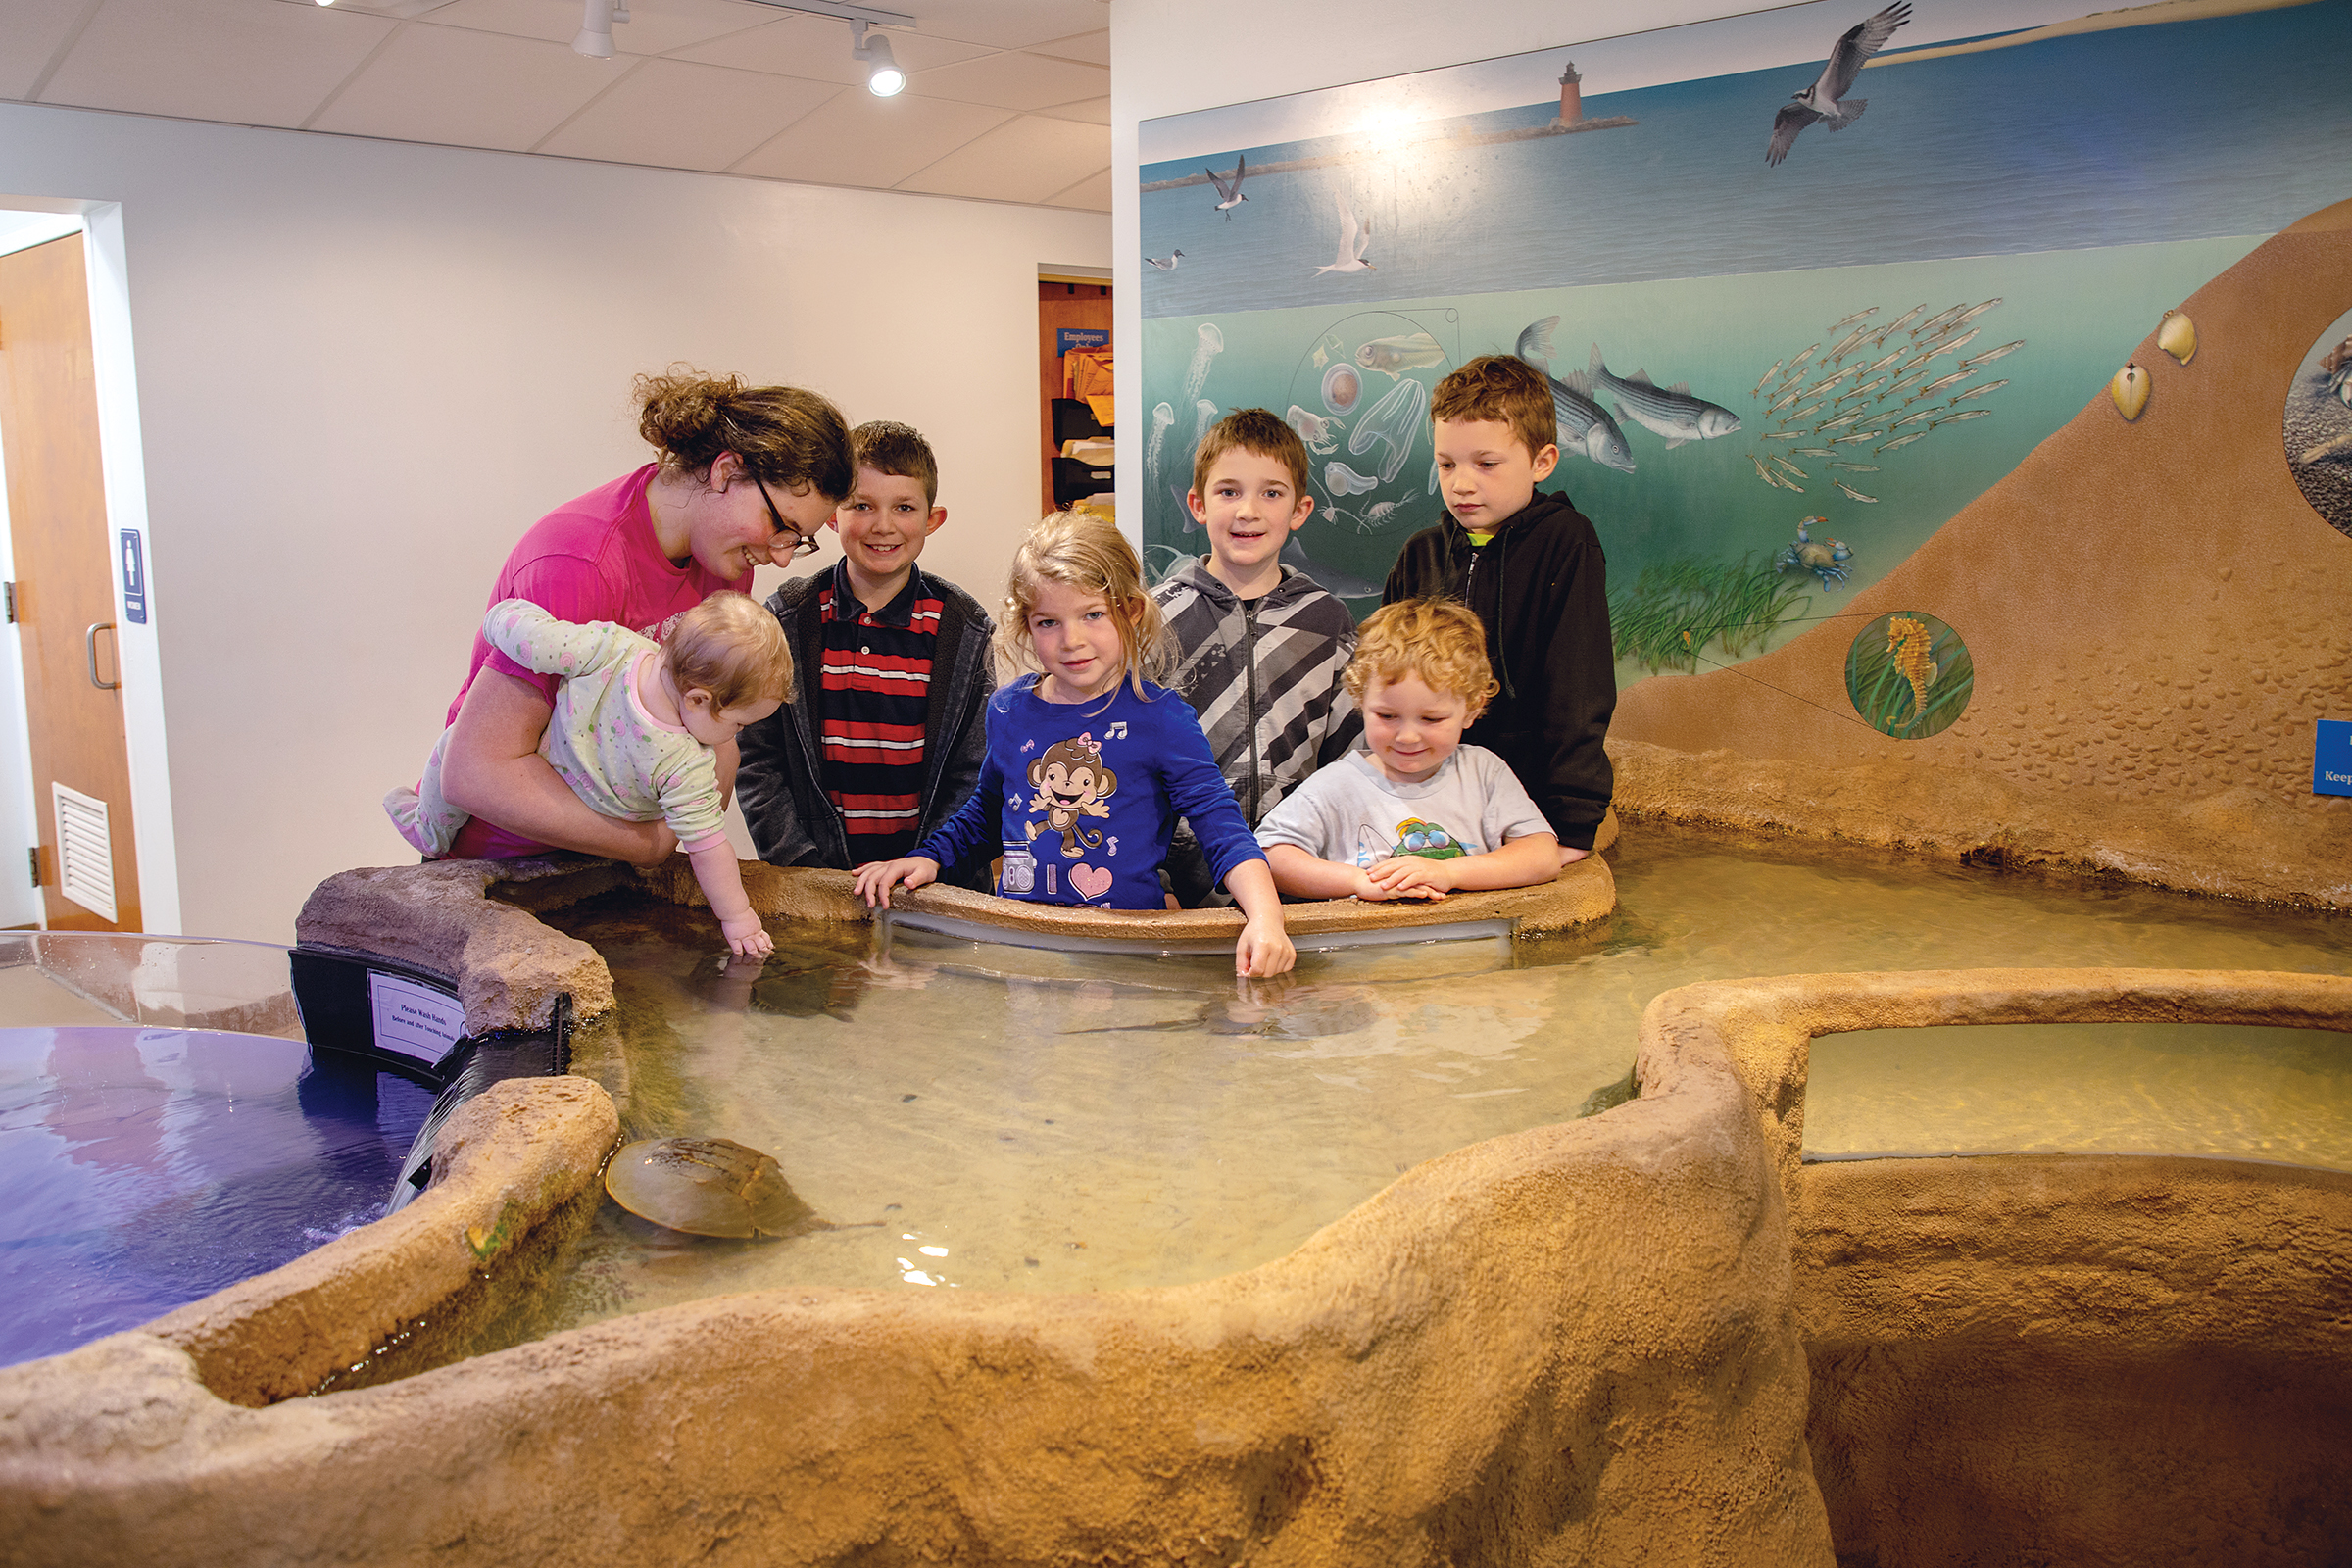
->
xmin=1135 ymin=1 xmax=2352 ymax=676
xmin=1141 ymin=1 xmax=2352 ymax=316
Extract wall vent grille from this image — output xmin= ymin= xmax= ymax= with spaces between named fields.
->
xmin=53 ymin=783 xmax=116 ymax=922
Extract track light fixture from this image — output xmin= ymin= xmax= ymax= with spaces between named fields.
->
xmin=852 ymin=21 xmax=905 ymax=97
xmin=572 ymin=0 xmax=631 ymax=58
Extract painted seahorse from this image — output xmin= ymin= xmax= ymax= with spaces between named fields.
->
xmin=1887 ymin=616 xmax=1938 ymax=723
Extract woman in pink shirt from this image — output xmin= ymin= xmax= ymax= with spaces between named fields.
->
xmin=436 ymin=368 xmax=852 ymax=861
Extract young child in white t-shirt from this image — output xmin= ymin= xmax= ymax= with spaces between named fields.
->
xmin=1254 ymin=598 xmax=1560 ymax=901
xmin=387 ymin=592 xmax=788 ymax=956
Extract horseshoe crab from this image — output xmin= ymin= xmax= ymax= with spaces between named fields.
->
xmin=604 ymin=1137 xmax=825 ymax=1240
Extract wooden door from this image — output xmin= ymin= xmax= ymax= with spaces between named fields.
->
xmin=0 ymin=234 xmax=140 ymax=932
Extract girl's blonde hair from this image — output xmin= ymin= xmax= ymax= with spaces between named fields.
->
xmin=1346 ymin=599 xmax=1499 ymax=720
xmin=997 ymin=511 xmax=1170 ymax=702
xmin=661 ymin=592 xmax=793 ymax=710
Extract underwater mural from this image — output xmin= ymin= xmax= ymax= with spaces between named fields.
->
xmin=1137 ymin=0 xmax=2352 ymax=699
xmin=2284 ymin=303 xmax=2352 ymax=538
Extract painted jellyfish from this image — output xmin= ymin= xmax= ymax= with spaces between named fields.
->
xmin=1348 ymin=374 xmax=1429 ymax=484
xmin=1321 ymin=361 xmax=1363 ymax=415
xmin=1183 ymin=322 xmax=1225 ymax=407
xmin=1286 ymin=404 xmax=1346 ymax=455
xmin=1325 ymin=461 xmax=1378 ymax=496
xmin=1146 ymin=402 xmax=1176 ymax=494
xmin=1192 ymin=398 xmax=1218 ymax=454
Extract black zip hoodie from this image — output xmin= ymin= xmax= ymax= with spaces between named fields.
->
xmin=1380 ymin=490 xmax=1616 ymax=850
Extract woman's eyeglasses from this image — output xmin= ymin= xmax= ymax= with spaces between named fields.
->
xmin=755 ymin=480 xmax=823 ymax=560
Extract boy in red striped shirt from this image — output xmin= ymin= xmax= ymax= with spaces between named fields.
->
xmin=736 ymin=422 xmax=998 ymax=885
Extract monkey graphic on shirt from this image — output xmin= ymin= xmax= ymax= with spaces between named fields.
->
xmin=1024 ymin=732 xmax=1117 ymax=858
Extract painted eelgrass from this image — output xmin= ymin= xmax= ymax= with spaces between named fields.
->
xmin=1843 ymin=612 xmax=1976 ymax=739
xmin=1608 ymin=554 xmax=1814 ymax=674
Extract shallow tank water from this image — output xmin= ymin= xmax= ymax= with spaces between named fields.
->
xmin=0 ymin=933 xmax=436 ymax=1367
xmin=343 ymin=827 xmax=2348 ymax=1373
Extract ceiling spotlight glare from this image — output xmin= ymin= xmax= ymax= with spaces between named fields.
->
xmin=853 ymin=24 xmax=906 ymax=97
xmin=572 ymin=0 xmax=615 ymax=58
xmin=314 ymin=0 xmax=335 ymax=7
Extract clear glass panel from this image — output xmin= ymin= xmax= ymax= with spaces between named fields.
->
xmin=0 ymin=932 xmax=301 ymax=1039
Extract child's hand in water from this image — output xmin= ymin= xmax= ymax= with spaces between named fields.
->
xmin=719 ymin=909 xmax=773 ymax=958
xmin=1235 ymin=912 xmax=1296 ymax=977
xmin=852 ymin=856 xmax=940 ymax=908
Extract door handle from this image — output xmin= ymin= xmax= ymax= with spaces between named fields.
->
xmin=85 ymin=621 xmax=119 ymax=691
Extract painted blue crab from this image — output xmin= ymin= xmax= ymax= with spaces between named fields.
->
xmin=1775 ymin=515 xmax=1852 ymax=589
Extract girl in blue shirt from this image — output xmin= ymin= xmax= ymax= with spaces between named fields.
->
xmin=853 ymin=511 xmax=1295 ymax=977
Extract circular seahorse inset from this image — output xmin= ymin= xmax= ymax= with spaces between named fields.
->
xmin=1321 ymin=361 xmax=1363 ymax=414
xmin=2282 ymin=302 xmax=2352 ymax=541
xmin=1845 ymin=612 xmax=1973 ymax=740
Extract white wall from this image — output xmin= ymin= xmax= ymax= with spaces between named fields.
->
xmin=0 ymin=102 xmax=1108 ymax=944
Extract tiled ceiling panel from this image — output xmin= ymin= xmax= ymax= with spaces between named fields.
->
xmin=905 ymin=48 xmax=1106 ymax=112
xmin=1033 ymin=94 xmax=1106 ymax=124
xmin=41 ymin=0 xmax=394 ymax=126
xmin=536 ymin=55 xmax=839 ymax=169
xmin=880 ymin=0 xmax=1106 ymax=50
xmin=730 ymin=87 xmax=1010 ymax=187
xmin=673 ymin=15 xmax=988 ymax=83
xmin=424 ymin=0 xmax=762 ymax=54
xmin=1028 ymin=27 xmax=1106 ymax=66
xmin=895 ymin=110 xmax=1103 ymax=203
xmin=0 ymin=0 xmax=101 ymax=100
xmin=1044 ymin=167 xmax=1110 ymax=209
xmin=311 ymin=24 xmax=611 ymax=149
xmin=5 ymin=0 xmax=1113 ymax=211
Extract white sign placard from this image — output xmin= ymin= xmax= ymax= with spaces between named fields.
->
xmin=367 ymin=971 xmax=465 ymax=1066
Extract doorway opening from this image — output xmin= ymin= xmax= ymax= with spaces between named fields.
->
xmin=1038 ymin=270 xmax=1112 ymax=524
xmin=0 ymin=200 xmax=172 ymax=934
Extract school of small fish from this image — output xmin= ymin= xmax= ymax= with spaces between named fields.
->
xmin=1742 ymin=299 xmax=2022 ymax=510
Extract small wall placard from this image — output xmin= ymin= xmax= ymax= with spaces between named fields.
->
xmin=1056 ymin=327 xmax=1109 ymax=357
xmin=368 ymin=970 xmax=466 ymax=1067
xmin=2316 ymin=720 xmax=2352 ymax=797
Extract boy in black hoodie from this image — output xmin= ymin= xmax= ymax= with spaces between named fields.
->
xmin=1381 ymin=355 xmax=1614 ymax=863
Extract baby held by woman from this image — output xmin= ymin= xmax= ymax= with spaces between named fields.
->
xmin=388 ymin=592 xmax=790 ymax=957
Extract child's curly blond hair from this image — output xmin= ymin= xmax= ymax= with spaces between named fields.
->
xmin=1344 ymin=599 xmax=1498 ymax=720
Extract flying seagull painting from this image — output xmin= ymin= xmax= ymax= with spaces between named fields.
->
xmin=1765 ymin=1 xmax=1911 ymax=167
xmin=1206 ymin=154 xmax=1249 ymax=220
xmin=1313 ymin=191 xmax=1376 ymax=276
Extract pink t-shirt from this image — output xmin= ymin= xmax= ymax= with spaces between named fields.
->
xmin=441 ymin=465 xmax=750 ymax=858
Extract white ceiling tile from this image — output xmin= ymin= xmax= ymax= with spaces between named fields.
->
xmin=894 ymin=112 xmax=1106 ymax=205
xmin=0 ymin=0 xmax=98 ymax=100
xmin=730 ymin=87 xmax=1008 ymax=187
xmin=1043 ymin=167 xmax=1111 ymax=212
xmin=39 ymin=0 xmax=393 ymax=126
xmin=534 ymin=55 xmax=838 ymax=171
xmin=311 ymin=24 xmax=608 ymax=150
xmin=1027 ymin=28 xmax=1106 ymax=67
xmin=668 ymin=14 xmax=986 ymax=85
xmin=421 ymin=0 xmax=765 ymax=54
xmin=894 ymin=0 xmax=1106 ymax=51
xmin=906 ymin=49 xmax=1105 ymax=112
xmin=1032 ymin=95 xmax=1107 ymax=125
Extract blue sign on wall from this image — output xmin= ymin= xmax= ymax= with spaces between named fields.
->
xmin=1056 ymin=327 xmax=1109 ymax=357
xmin=2317 ymin=720 xmax=2352 ymax=797
xmin=120 ymin=529 xmax=147 ymax=626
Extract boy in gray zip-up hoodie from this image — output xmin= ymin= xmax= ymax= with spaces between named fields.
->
xmin=1152 ymin=409 xmax=1363 ymax=905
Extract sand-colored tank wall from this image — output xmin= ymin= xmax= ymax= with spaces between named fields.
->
xmin=1797 ymin=1153 xmax=2352 ymax=1568
xmin=8 ymin=927 xmax=2349 ymax=1564
xmin=0 ymin=957 xmax=1829 ymax=1567
xmin=1611 ymin=203 xmax=2352 ymax=909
